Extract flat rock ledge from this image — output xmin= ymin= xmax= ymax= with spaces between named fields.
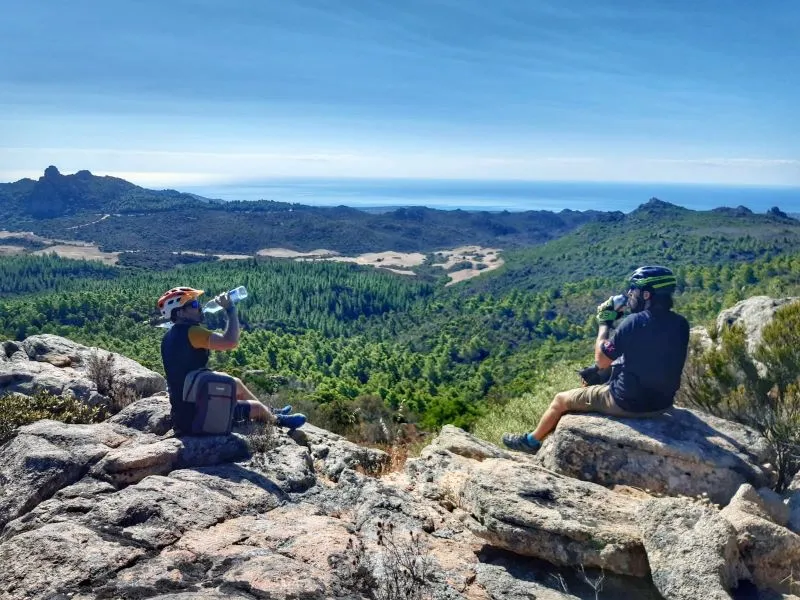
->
xmin=407 ymin=426 xmax=650 ymax=577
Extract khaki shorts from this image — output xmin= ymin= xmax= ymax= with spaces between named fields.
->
xmin=560 ymin=385 xmax=667 ymax=418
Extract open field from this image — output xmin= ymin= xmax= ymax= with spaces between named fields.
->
xmin=0 ymin=228 xmax=503 ymax=283
xmin=32 ymin=244 xmax=120 ymax=265
xmin=430 ymin=246 xmax=505 ymax=285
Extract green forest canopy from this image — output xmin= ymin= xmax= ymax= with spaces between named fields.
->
xmin=3 ymin=230 xmax=800 ymax=431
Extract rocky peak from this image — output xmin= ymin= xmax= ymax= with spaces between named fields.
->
xmin=42 ymin=165 xmax=61 ymax=179
xmin=629 ymin=197 xmax=687 ymax=219
xmin=767 ymin=206 xmax=790 ymax=219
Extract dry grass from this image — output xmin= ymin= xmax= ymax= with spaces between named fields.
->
xmin=332 ymin=521 xmax=436 ymax=600
xmin=472 ymin=361 xmax=584 ymax=445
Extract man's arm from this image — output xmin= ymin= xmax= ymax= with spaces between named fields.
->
xmin=207 ymin=305 xmax=239 ymax=351
xmin=594 ymin=324 xmax=613 ymax=369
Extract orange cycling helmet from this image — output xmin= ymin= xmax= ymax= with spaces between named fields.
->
xmin=157 ymin=287 xmax=204 ymax=321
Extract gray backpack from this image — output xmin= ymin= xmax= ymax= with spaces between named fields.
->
xmin=182 ymin=369 xmax=237 ymax=435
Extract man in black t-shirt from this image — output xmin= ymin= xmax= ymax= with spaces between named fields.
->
xmin=503 ymin=266 xmax=690 ymax=454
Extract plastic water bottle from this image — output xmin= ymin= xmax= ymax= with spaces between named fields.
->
xmin=203 ymin=286 xmax=248 ymax=313
xmin=611 ymin=294 xmax=627 ymax=311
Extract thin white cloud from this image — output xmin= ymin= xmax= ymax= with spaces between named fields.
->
xmin=648 ymin=158 xmax=800 ymax=168
xmin=2 ymin=144 xmax=798 ymax=187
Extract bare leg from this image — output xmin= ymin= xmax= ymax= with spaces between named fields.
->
xmin=531 ymin=393 xmax=568 ymax=441
xmin=233 ymin=377 xmax=275 ymax=423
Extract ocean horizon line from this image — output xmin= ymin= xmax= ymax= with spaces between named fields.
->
xmin=182 ymin=177 xmax=800 ymax=214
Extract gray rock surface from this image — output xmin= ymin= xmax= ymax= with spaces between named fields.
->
xmin=638 ymin=497 xmax=747 ymax=600
xmin=108 ymin=393 xmax=172 ymax=435
xmin=1 ymin=334 xmax=165 ymax=404
xmin=0 ymin=420 xmax=130 ymax=530
xmin=407 ymin=429 xmax=649 ymax=577
xmin=788 ymin=491 xmax=800 ymax=535
xmin=536 ymin=408 xmax=774 ymax=505
xmin=722 ymin=484 xmax=800 ymax=594
xmin=292 ymin=423 xmax=389 ymax=479
xmin=716 ymin=297 xmax=799 ymax=354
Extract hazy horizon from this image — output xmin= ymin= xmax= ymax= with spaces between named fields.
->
xmin=2 ymin=1 xmax=798 ymax=189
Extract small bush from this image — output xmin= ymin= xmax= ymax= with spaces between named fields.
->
xmin=0 ymin=391 xmax=102 ymax=445
xmin=86 ymin=351 xmax=116 ymax=396
xmin=332 ymin=521 xmax=436 ymax=600
xmin=243 ymin=420 xmax=276 ymax=455
xmin=107 ymin=381 xmax=140 ymax=413
xmin=85 ymin=350 xmax=140 ymax=414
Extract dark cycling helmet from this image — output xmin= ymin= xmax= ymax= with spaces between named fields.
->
xmin=628 ymin=265 xmax=677 ymax=295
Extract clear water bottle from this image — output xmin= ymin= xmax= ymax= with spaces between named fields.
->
xmin=611 ymin=294 xmax=627 ymax=311
xmin=203 ymin=286 xmax=248 ymax=313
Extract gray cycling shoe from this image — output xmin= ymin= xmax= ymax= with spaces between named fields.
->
xmin=502 ymin=432 xmax=541 ymax=454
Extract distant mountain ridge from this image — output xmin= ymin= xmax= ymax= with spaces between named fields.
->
xmin=0 ymin=167 xmax=619 ymax=256
xmin=0 ymin=168 xmax=795 ymax=262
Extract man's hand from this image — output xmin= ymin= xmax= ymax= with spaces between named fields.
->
xmin=596 ymin=296 xmax=622 ymax=324
xmin=214 ymin=292 xmax=233 ymax=311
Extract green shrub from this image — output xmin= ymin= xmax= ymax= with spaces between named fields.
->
xmin=679 ymin=301 xmax=800 ymax=491
xmin=449 ymin=261 xmax=473 ymax=272
xmin=0 ymin=391 xmax=102 ymax=445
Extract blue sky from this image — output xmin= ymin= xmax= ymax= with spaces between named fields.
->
xmin=1 ymin=0 xmax=798 ymax=188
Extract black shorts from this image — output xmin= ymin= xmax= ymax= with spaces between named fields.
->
xmin=232 ymin=400 xmax=252 ymax=423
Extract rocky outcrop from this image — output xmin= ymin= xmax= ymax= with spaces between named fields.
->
xmin=638 ymin=497 xmax=747 ymax=599
xmin=536 ymin=408 xmax=774 ymax=505
xmin=407 ymin=426 xmax=650 ymax=577
xmin=0 ymin=399 xmax=508 ymax=600
xmin=716 ymin=296 xmax=798 ymax=354
xmin=0 ymin=334 xmax=165 ymax=404
xmin=721 ymin=484 xmax=800 ymax=594
xmin=2 ymin=389 xmax=798 ymax=598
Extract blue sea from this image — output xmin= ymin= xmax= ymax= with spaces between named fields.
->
xmin=185 ymin=179 xmax=800 ymax=214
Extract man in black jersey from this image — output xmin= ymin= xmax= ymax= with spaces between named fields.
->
xmin=503 ymin=266 xmax=690 ymax=454
xmin=158 ymin=287 xmax=306 ymax=434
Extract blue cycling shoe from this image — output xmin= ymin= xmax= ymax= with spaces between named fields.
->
xmin=274 ymin=405 xmax=292 ymax=416
xmin=275 ymin=413 xmax=307 ymax=430
xmin=502 ymin=432 xmax=541 ymax=454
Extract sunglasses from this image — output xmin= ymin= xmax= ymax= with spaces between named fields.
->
xmin=185 ymin=299 xmax=201 ymax=309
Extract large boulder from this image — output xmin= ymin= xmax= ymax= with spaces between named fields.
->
xmin=716 ymin=297 xmax=798 ymax=354
xmin=407 ymin=427 xmax=650 ymax=577
xmin=721 ymin=484 xmax=800 ymax=594
xmin=536 ymin=408 xmax=774 ymax=505
xmin=0 ymin=414 xmax=254 ymax=531
xmin=1 ymin=334 xmax=165 ymax=403
xmin=0 ymin=419 xmax=131 ymax=530
xmin=638 ymin=497 xmax=748 ymax=600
